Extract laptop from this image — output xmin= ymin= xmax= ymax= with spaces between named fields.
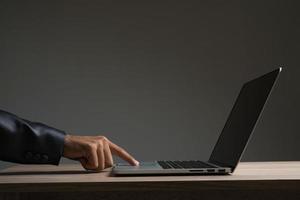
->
xmin=112 ymin=68 xmax=282 ymax=175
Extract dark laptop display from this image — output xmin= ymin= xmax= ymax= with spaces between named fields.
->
xmin=209 ymin=68 xmax=281 ymax=171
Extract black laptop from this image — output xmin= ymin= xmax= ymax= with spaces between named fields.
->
xmin=112 ymin=68 xmax=282 ymax=175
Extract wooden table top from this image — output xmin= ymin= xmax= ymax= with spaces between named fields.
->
xmin=0 ymin=162 xmax=299 ymax=192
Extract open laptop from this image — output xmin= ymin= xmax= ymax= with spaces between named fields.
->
xmin=112 ymin=68 xmax=282 ymax=175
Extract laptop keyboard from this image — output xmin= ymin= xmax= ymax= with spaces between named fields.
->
xmin=157 ymin=160 xmax=215 ymax=169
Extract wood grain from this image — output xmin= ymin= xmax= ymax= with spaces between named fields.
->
xmin=0 ymin=162 xmax=300 ymax=199
xmin=0 ymin=162 xmax=299 ymax=192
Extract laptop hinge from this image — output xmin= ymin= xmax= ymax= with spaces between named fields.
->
xmin=208 ymin=159 xmax=234 ymax=170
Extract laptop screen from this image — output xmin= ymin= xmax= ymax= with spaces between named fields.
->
xmin=208 ymin=68 xmax=281 ymax=171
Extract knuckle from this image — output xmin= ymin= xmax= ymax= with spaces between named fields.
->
xmin=102 ymin=136 xmax=108 ymax=141
xmin=97 ymin=136 xmax=108 ymax=141
xmin=97 ymin=135 xmax=104 ymax=140
xmin=97 ymin=140 xmax=104 ymax=148
xmin=86 ymin=143 xmax=97 ymax=151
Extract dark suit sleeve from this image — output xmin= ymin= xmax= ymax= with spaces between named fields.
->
xmin=0 ymin=110 xmax=66 ymax=165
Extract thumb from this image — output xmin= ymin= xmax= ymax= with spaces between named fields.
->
xmin=79 ymin=157 xmax=89 ymax=170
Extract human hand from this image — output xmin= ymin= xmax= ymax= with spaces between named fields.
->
xmin=63 ymin=135 xmax=139 ymax=171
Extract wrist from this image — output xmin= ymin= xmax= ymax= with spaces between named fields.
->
xmin=63 ymin=134 xmax=72 ymax=157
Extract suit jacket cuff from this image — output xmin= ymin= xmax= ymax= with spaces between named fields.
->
xmin=21 ymin=119 xmax=66 ymax=165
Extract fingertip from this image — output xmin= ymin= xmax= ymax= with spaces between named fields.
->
xmin=133 ymin=160 xmax=139 ymax=166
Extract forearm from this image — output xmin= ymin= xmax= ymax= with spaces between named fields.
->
xmin=0 ymin=109 xmax=138 ymax=171
xmin=0 ymin=110 xmax=66 ymax=165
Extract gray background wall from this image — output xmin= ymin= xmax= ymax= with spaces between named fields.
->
xmin=0 ymin=0 xmax=299 ymax=170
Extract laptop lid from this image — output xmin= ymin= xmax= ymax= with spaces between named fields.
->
xmin=208 ymin=68 xmax=282 ymax=172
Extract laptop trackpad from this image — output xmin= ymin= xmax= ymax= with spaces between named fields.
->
xmin=115 ymin=162 xmax=160 ymax=169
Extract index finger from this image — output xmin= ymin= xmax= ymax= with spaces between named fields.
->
xmin=108 ymin=140 xmax=139 ymax=166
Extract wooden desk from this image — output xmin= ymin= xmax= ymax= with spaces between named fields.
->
xmin=0 ymin=162 xmax=299 ymax=200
